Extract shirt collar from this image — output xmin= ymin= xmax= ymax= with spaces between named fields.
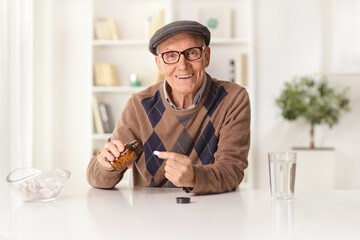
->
xmin=163 ymin=74 xmax=207 ymax=110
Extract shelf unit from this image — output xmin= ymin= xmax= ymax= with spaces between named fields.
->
xmin=90 ymin=0 xmax=255 ymax=188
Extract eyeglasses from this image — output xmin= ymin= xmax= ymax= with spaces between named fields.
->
xmin=158 ymin=46 xmax=205 ymax=64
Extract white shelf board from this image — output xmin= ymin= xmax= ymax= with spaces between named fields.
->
xmin=92 ymin=86 xmax=147 ymax=93
xmin=93 ymin=39 xmax=148 ymax=46
xmin=212 ymin=38 xmax=249 ymax=45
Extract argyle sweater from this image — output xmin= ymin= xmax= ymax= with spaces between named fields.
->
xmin=87 ymin=74 xmax=251 ymax=194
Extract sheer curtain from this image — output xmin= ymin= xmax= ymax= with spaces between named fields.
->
xmin=0 ymin=0 xmax=33 ymax=179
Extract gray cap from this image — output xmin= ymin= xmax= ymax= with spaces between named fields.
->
xmin=148 ymin=20 xmax=211 ymax=55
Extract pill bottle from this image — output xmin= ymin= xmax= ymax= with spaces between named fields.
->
xmin=110 ymin=140 xmax=143 ymax=172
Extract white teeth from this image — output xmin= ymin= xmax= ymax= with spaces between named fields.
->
xmin=177 ymin=74 xmax=193 ymax=79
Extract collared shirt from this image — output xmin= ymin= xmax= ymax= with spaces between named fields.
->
xmin=163 ymin=74 xmax=207 ymax=110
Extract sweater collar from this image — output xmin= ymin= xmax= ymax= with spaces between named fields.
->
xmin=163 ymin=74 xmax=207 ymax=110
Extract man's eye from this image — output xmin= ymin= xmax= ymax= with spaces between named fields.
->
xmin=188 ymin=49 xmax=199 ymax=55
xmin=166 ymin=52 xmax=177 ymax=58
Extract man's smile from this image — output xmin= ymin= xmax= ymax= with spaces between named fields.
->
xmin=176 ymin=73 xmax=194 ymax=79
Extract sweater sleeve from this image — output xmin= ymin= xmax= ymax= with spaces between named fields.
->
xmin=86 ymin=95 xmax=142 ymax=189
xmin=190 ymin=87 xmax=251 ymax=194
xmin=86 ymin=153 xmax=124 ymax=189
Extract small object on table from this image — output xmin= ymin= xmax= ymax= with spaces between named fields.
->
xmin=176 ymin=197 xmax=191 ymax=204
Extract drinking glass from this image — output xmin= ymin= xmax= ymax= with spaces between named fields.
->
xmin=268 ymin=152 xmax=297 ymax=200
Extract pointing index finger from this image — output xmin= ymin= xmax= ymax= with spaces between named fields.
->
xmin=153 ymin=151 xmax=183 ymax=161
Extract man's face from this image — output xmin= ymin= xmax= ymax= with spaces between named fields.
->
xmin=155 ymin=33 xmax=210 ymax=97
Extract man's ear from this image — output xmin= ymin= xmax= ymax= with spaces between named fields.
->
xmin=204 ymin=47 xmax=211 ymax=68
xmin=155 ymin=56 xmax=164 ymax=75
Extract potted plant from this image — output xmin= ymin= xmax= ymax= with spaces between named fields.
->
xmin=275 ymin=75 xmax=350 ymax=149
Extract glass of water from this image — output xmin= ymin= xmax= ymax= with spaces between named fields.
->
xmin=268 ymin=152 xmax=297 ymax=200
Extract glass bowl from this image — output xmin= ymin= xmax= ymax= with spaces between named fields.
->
xmin=6 ymin=168 xmax=71 ymax=203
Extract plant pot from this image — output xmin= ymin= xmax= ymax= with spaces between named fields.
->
xmin=290 ymin=148 xmax=336 ymax=190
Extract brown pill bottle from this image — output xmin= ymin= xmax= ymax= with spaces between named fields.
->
xmin=110 ymin=140 xmax=143 ymax=172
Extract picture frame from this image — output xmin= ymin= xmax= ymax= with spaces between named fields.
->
xmin=198 ymin=7 xmax=233 ymax=39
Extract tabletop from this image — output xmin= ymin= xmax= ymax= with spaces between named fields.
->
xmin=1 ymin=184 xmax=360 ymax=240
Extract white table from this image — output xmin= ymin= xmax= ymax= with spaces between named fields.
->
xmin=1 ymin=184 xmax=360 ymax=240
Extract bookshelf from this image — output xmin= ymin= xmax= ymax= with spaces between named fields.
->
xmin=90 ymin=0 xmax=255 ymax=188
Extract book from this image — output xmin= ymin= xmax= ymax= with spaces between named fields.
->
xmin=98 ymin=103 xmax=114 ymax=133
xmin=241 ymin=54 xmax=248 ymax=87
xmin=146 ymin=10 xmax=165 ymax=39
xmin=92 ymin=95 xmax=104 ymax=134
xmin=235 ymin=54 xmax=248 ymax=87
xmin=145 ymin=17 xmax=152 ymax=39
xmin=93 ymin=63 xmax=119 ymax=86
xmin=229 ymin=59 xmax=235 ymax=83
xmin=94 ymin=19 xmax=112 ymax=40
xmin=94 ymin=18 xmax=121 ymax=40
xmin=107 ymin=19 xmax=121 ymax=40
xmin=153 ymin=9 xmax=165 ymax=35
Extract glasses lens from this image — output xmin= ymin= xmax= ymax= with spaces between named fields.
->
xmin=184 ymin=48 xmax=202 ymax=61
xmin=163 ymin=51 xmax=179 ymax=64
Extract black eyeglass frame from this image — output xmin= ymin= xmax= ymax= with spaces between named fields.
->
xmin=158 ymin=46 xmax=206 ymax=64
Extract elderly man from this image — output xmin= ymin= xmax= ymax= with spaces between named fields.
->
xmin=87 ymin=20 xmax=250 ymax=194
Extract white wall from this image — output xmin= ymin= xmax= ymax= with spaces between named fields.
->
xmin=254 ymin=0 xmax=360 ymax=189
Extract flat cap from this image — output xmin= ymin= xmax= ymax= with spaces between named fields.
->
xmin=149 ymin=20 xmax=211 ymax=55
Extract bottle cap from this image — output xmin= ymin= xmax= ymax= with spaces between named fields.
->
xmin=176 ymin=197 xmax=191 ymax=204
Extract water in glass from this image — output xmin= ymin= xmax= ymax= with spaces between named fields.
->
xmin=269 ymin=154 xmax=296 ymax=200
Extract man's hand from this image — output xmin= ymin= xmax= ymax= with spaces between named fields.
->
xmin=155 ymin=151 xmax=195 ymax=188
xmin=97 ymin=140 xmax=133 ymax=171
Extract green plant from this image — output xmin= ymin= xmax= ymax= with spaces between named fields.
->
xmin=276 ymin=75 xmax=350 ymax=149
